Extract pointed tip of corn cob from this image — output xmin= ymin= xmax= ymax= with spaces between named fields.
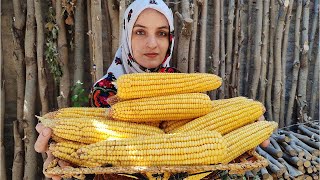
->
xmin=42 ymin=111 xmax=58 ymax=119
xmin=106 ymin=95 xmax=121 ymax=105
xmin=268 ymin=121 xmax=278 ymax=130
xmin=105 ymin=108 xmax=114 ymax=119
xmin=37 ymin=116 xmax=57 ymax=128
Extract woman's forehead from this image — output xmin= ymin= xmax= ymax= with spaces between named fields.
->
xmin=134 ymin=8 xmax=169 ymax=27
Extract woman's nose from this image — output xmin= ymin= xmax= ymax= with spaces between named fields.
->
xmin=146 ymin=36 xmax=157 ymax=49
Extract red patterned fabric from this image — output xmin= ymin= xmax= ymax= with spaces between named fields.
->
xmin=89 ymin=67 xmax=179 ymax=108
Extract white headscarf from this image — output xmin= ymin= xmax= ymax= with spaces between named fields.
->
xmin=100 ymin=0 xmax=175 ymax=80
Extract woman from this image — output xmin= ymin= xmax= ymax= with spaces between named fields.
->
xmin=90 ymin=0 xmax=178 ymax=108
xmin=35 ymin=0 xmax=270 ymax=179
xmin=35 ymin=0 xmax=178 ymax=179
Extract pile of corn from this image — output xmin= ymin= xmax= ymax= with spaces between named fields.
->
xmin=39 ymin=73 xmax=278 ymax=168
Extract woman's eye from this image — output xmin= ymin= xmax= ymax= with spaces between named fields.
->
xmin=136 ymin=30 xmax=145 ymax=35
xmin=159 ymin=32 xmax=168 ymax=36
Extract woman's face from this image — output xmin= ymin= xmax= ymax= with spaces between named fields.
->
xmin=131 ymin=8 xmax=169 ymax=69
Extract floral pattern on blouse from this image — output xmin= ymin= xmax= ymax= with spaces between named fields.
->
xmin=90 ymin=67 xmax=180 ymax=108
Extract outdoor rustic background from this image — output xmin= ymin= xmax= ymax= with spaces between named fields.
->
xmin=0 ymin=0 xmax=319 ymax=179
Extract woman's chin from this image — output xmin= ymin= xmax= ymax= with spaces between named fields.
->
xmin=138 ymin=61 xmax=162 ymax=69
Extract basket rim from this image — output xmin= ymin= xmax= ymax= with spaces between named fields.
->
xmin=44 ymin=149 xmax=268 ymax=178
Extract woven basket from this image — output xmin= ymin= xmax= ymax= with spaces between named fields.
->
xmin=44 ymin=150 xmax=268 ymax=179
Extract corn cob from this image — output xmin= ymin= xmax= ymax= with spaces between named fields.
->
xmin=160 ymin=119 xmax=193 ymax=133
xmin=38 ymin=117 xmax=164 ymax=144
xmin=108 ymin=93 xmax=213 ymax=122
xmin=222 ymin=121 xmax=278 ymax=163
xmin=172 ymin=99 xmax=265 ymax=135
xmin=43 ymin=107 xmax=109 ymax=119
xmin=49 ymin=141 xmax=99 ymax=167
xmin=43 ymin=109 xmax=161 ymax=128
xmin=76 ymin=131 xmax=227 ymax=167
xmin=51 ymin=134 xmax=69 ymax=143
xmin=115 ymin=73 xmax=222 ymax=100
xmin=139 ymin=121 xmax=161 ymax=128
xmin=161 ymin=97 xmax=249 ymax=133
xmin=211 ymin=96 xmax=248 ymax=110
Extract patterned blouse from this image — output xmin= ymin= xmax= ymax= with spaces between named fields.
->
xmin=89 ymin=67 xmax=179 ymax=108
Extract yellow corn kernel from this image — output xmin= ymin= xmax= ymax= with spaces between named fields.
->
xmin=108 ymin=93 xmax=213 ymax=122
xmin=223 ymin=121 xmax=278 ymax=163
xmin=172 ymin=99 xmax=265 ymax=135
xmin=39 ymin=117 xmax=164 ymax=144
xmin=76 ymin=131 xmax=227 ymax=167
xmin=49 ymin=141 xmax=99 ymax=167
xmin=116 ymin=73 xmax=222 ymax=100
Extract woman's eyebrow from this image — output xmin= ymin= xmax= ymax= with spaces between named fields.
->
xmin=133 ymin=24 xmax=146 ymax=28
xmin=158 ymin=26 xmax=169 ymax=30
xmin=133 ymin=24 xmax=169 ymax=30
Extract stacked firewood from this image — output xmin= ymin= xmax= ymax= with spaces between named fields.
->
xmin=245 ymin=121 xmax=320 ymax=180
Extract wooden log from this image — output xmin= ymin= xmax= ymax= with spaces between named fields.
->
xmin=297 ymin=166 xmax=305 ymax=173
xmin=307 ymin=122 xmax=320 ymax=130
xmin=281 ymin=142 xmax=298 ymax=156
xmin=305 ymin=166 xmax=313 ymax=174
xmin=283 ymin=171 xmax=290 ymax=180
xmin=293 ymin=138 xmax=320 ymax=156
xmin=257 ymin=146 xmax=286 ymax=175
xmin=302 ymin=125 xmax=320 ymax=135
xmin=298 ymin=125 xmax=320 ymax=141
xmin=282 ymin=152 xmax=303 ymax=167
xmin=198 ymin=0 xmax=208 ymax=73
xmin=188 ymin=0 xmax=198 ymax=73
xmin=293 ymin=176 xmax=304 ymax=180
xmin=249 ymin=0 xmax=263 ymax=99
xmin=271 ymin=133 xmax=291 ymax=143
xmin=176 ymin=0 xmax=193 ymax=73
xmin=278 ymin=158 xmax=303 ymax=179
xmin=0 ymin=70 xmax=6 ymax=180
xmin=266 ymin=161 xmax=282 ymax=178
xmin=286 ymin=0 xmax=302 ymax=125
xmin=281 ymin=132 xmax=320 ymax=155
xmin=312 ymin=166 xmax=318 ymax=174
xmin=312 ymin=166 xmax=317 ymax=173
xmin=281 ymin=131 xmax=319 ymax=147
xmin=311 ymin=173 xmax=318 ymax=180
xmin=219 ymin=0 xmax=226 ymax=99
xmin=225 ymin=0 xmax=235 ymax=98
xmin=302 ymin=149 xmax=313 ymax=161
xmin=289 ymin=132 xmax=320 ymax=149
xmin=245 ymin=170 xmax=254 ymax=179
xmin=271 ymin=173 xmax=277 ymax=180
xmin=311 ymin=160 xmax=319 ymax=168
xmin=260 ymin=167 xmax=272 ymax=180
xmin=296 ymin=0 xmax=310 ymax=123
xmin=302 ymin=159 xmax=312 ymax=168
xmin=316 ymin=158 xmax=320 ymax=164
xmin=289 ymin=142 xmax=305 ymax=157
xmin=258 ymin=0 xmax=270 ymax=104
xmin=210 ymin=0 xmax=220 ymax=82
xmin=270 ymin=136 xmax=282 ymax=151
xmin=261 ymin=144 xmax=283 ymax=158
xmin=303 ymin=175 xmax=313 ymax=180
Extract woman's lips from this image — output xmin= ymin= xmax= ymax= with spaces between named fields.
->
xmin=144 ymin=53 xmax=158 ymax=58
